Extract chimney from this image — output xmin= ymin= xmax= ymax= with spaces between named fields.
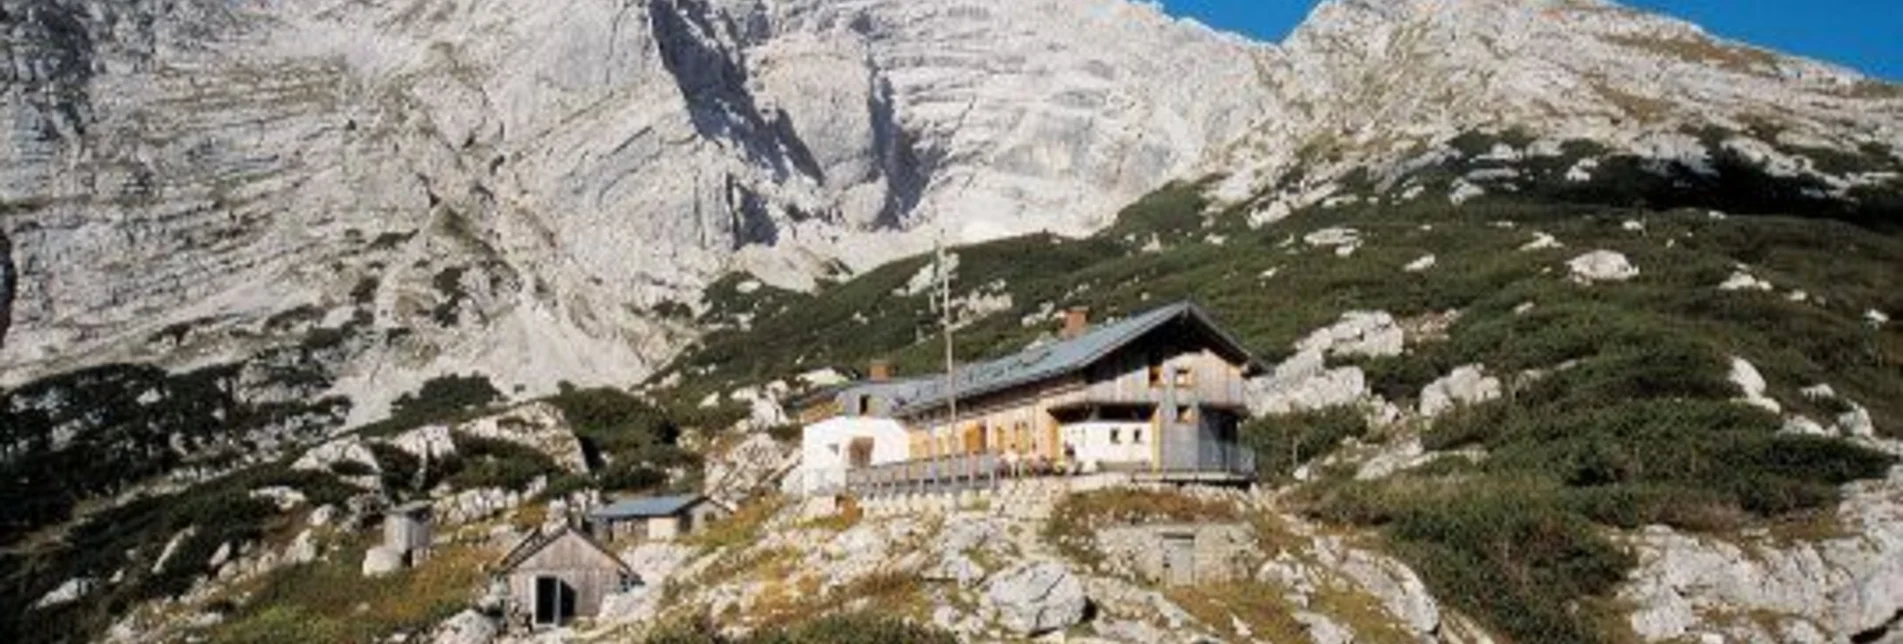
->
xmin=868 ymin=359 xmax=892 ymax=382
xmin=1061 ymin=307 xmax=1090 ymax=340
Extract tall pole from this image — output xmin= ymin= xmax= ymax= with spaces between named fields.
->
xmin=938 ymin=232 xmax=959 ymax=462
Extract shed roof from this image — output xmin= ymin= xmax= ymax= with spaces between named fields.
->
xmin=389 ymin=500 xmax=434 ymax=516
xmin=589 ymin=494 xmax=707 ymax=520
xmin=885 ymin=301 xmax=1262 ymax=416
xmin=497 ymin=525 xmax=631 ymax=575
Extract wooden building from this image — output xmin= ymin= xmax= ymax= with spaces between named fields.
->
xmin=587 ymin=494 xmax=726 ymax=542
xmin=799 ymin=302 xmax=1265 ymax=494
xmin=496 ymin=525 xmax=638 ymax=629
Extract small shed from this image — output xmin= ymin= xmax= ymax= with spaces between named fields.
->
xmin=384 ymin=500 xmax=434 ymax=565
xmin=497 ymin=525 xmax=638 ymax=629
xmin=589 ymin=494 xmax=725 ymax=542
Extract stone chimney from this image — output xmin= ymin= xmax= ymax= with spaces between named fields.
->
xmin=1061 ymin=307 xmax=1090 ymax=340
xmin=869 ymin=359 xmax=892 ymax=382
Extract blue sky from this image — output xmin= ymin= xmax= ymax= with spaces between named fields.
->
xmin=1159 ymin=0 xmax=1902 ymax=80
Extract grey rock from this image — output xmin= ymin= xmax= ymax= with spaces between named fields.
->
xmin=361 ymin=546 xmax=404 ymax=578
xmin=985 ymin=561 xmax=1089 ymax=636
xmin=430 ymin=610 xmax=497 ymax=644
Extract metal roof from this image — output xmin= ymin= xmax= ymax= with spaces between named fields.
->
xmin=883 ymin=301 xmax=1262 ymax=417
xmin=589 ymin=494 xmax=707 ymax=520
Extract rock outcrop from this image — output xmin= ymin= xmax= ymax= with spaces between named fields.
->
xmin=984 ymin=561 xmax=1090 ymax=636
xmin=1620 ymin=464 xmax=1903 ymax=643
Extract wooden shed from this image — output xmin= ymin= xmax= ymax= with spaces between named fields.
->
xmin=496 ymin=525 xmax=638 ymax=629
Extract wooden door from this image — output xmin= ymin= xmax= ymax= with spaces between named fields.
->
xmin=1162 ymin=535 xmax=1196 ymax=587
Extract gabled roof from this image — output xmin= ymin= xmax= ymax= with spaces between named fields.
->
xmin=886 ymin=301 xmax=1263 ymax=416
xmin=589 ymin=494 xmax=707 ymax=520
xmin=497 ymin=524 xmax=632 ymax=575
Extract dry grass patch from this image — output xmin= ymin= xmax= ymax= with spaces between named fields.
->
xmin=1169 ymin=582 xmax=1310 ymax=642
xmin=683 ymin=495 xmax=786 ymax=552
xmin=1046 ymin=488 xmax=1240 ymax=567
xmin=1602 ymin=34 xmax=1781 ymax=74
xmin=207 ymin=540 xmax=495 ymax=643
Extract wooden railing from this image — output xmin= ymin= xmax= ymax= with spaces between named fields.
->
xmin=798 ymin=443 xmax=1257 ymax=497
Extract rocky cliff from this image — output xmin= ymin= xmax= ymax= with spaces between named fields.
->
xmin=0 ymin=0 xmax=1277 ymax=408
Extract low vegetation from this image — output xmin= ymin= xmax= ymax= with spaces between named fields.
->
xmin=1046 ymin=489 xmax=1239 ymax=567
xmin=206 ymin=540 xmax=493 ymax=643
xmin=645 ymin=612 xmax=956 ymax=644
xmin=651 ymin=132 xmax=1903 ymax=643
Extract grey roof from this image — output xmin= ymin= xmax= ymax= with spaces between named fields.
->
xmin=880 ymin=301 xmax=1262 ymax=417
xmin=497 ymin=524 xmax=633 ymax=575
xmin=389 ymin=500 xmax=433 ymax=516
xmin=589 ymin=494 xmax=707 ymax=520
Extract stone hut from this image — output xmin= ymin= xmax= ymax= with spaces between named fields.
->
xmin=496 ymin=525 xmax=638 ymax=629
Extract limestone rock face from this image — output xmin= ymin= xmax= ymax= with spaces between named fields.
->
xmin=1213 ymin=0 xmax=1903 ymax=213
xmin=1619 ymin=464 xmax=1903 ymax=643
xmin=984 ymin=561 xmax=1089 ymax=636
xmin=1 ymin=0 xmax=1277 ymax=406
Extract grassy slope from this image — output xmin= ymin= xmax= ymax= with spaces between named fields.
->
xmin=652 ymin=147 xmax=1903 ymax=642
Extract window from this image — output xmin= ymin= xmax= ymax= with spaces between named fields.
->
xmin=1174 ymin=367 xmax=1194 ymax=388
xmin=1147 ymin=352 xmax=1165 ymax=387
xmin=1133 ymin=429 xmax=1144 ymax=444
xmin=1110 ymin=429 xmax=1122 ymax=445
xmin=1179 ymin=406 xmax=1196 ymax=423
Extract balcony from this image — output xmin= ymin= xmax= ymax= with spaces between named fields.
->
xmin=801 ymin=442 xmax=1257 ymax=498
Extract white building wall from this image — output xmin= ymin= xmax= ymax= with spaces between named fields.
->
xmin=1061 ymin=421 xmax=1154 ymax=469
xmin=788 ymin=417 xmax=912 ymax=495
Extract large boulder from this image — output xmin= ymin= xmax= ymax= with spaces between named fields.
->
xmin=1419 ymin=364 xmax=1502 ymax=418
xmin=361 ymin=546 xmax=404 ymax=578
xmin=984 ymin=561 xmax=1089 ymax=635
xmin=1566 ymin=250 xmax=1639 ymax=284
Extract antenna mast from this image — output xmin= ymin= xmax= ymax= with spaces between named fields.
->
xmin=938 ymin=231 xmax=958 ymax=456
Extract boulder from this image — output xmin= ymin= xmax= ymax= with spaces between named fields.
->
xmin=1729 ymin=357 xmax=1781 ymax=414
xmin=1419 ymin=365 xmax=1502 ymax=418
xmin=1519 ymin=232 xmax=1563 ymax=251
xmin=286 ymin=529 xmax=319 ymax=564
xmin=1566 ymin=250 xmax=1639 ymax=283
xmin=362 ymin=546 xmax=404 ymax=577
xmin=430 ymin=609 xmax=497 ymax=644
xmin=984 ymin=561 xmax=1089 ymax=635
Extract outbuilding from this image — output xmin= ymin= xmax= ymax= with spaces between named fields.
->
xmin=589 ymin=494 xmax=726 ymax=542
xmin=496 ymin=525 xmax=637 ymax=629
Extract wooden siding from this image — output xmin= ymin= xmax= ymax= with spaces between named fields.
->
xmin=890 ymin=332 xmax=1250 ymax=469
xmin=505 ymin=532 xmax=629 ymax=625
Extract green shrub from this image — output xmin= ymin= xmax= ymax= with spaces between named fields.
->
xmin=1241 ymin=407 xmax=1370 ymax=481
xmin=443 ymin=435 xmax=555 ymax=491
